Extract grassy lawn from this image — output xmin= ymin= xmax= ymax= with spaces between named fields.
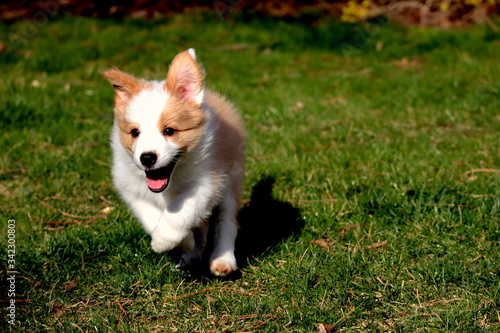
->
xmin=1 ymin=12 xmax=499 ymax=332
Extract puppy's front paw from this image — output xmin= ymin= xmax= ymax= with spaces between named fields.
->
xmin=210 ymin=253 xmax=238 ymax=276
xmin=150 ymin=235 xmax=177 ymax=253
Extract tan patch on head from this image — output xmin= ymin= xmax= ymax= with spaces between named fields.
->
xmin=116 ymin=120 xmax=139 ymax=155
xmin=101 ymin=68 xmax=153 ymax=155
xmin=158 ymin=49 xmax=208 ymax=153
xmin=158 ymin=96 xmax=207 ymax=153
xmin=101 ymin=68 xmax=151 ymax=116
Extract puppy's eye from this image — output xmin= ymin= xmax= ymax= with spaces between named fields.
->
xmin=163 ymin=127 xmax=176 ymax=136
xmin=131 ymin=129 xmax=140 ymax=137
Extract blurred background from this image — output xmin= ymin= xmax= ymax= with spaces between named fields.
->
xmin=1 ymin=0 xmax=499 ymax=27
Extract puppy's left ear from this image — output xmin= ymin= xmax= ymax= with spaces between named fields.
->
xmin=101 ymin=68 xmax=143 ymax=101
xmin=166 ymin=48 xmax=205 ymax=105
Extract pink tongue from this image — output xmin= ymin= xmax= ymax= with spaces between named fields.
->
xmin=146 ymin=177 xmax=168 ymax=190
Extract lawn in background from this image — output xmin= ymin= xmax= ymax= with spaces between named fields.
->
xmin=1 ymin=12 xmax=499 ymax=332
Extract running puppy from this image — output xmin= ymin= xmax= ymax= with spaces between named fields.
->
xmin=102 ymin=49 xmax=245 ymax=276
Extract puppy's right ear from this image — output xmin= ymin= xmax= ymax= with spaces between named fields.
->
xmin=101 ymin=68 xmax=142 ymax=102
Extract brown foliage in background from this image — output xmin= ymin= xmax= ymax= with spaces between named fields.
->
xmin=0 ymin=0 xmax=498 ymax=27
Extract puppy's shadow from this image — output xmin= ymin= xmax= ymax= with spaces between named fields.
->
xmin=180 ymin=176 xmax=304 ymax=280
xmin=235 ymin=176 xmax=304 ymax=265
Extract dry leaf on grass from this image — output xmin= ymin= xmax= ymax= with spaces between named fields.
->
xmin=50 ymin=300 xmax=65 ymax=318
xmin=365 ymin=240 xmax=388 ymax=250
xmin=339 ymin=223 xmax=365 ymax=235
xmin=63 ymin=278 xmax=78 ymax=292
xmin=318 ymin=323 xmax=334 ymax=333
xmin=310 ymin=239 xmax=333 ymax=250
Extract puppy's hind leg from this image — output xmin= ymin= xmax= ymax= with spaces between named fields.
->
xmin=209 ymin=193 xmax=239 ymax=276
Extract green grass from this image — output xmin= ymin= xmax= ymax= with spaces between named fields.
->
xmin=1 ymin=12 xmax=499 ymax=332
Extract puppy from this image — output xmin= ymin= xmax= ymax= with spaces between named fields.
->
xmin=102 ymin=49 xmax=245 ymax=276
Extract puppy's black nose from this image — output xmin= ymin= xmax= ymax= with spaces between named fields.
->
xmin=140 ymin=152 xmax=157 ymax=167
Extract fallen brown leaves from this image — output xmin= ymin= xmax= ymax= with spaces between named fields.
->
xmin=50 ymin=300 xmax=65 ymax=319
xmin=339 ymin=223 xmax=365 ymax=235
xmin=311 ymin=224 xmax=389 ymax=252
xmin=175 ymin=286 xmax=255 ymax=299
xmin=212 ymin=313 xmax=280 ymax=333
xmin=30 ymin=216 xmax=101 ymax=227
xmin=365 ymin=240 xmax=388 ymax=250
xmin=63 ymin=278 xmax=78 ymax=292
xmin=397 ymin=312 xmax=439 ymax=318
xmin=318 ymin=323 xmax=334 ymax=332
xmin=31 ymin=196 xmax=114 ymax=229
xmin=310 ymin=238 xmax=334 ymax=250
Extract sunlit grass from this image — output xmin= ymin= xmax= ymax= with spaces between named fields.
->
xmin=1 ymin=13 xmax=499 ymax=331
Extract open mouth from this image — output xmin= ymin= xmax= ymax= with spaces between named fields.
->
xmin=144 ymin=157 xmax=179 ymax=193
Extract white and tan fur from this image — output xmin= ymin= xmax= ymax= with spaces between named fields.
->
xmin=102 ymin=49 xmax=245 ymax=276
